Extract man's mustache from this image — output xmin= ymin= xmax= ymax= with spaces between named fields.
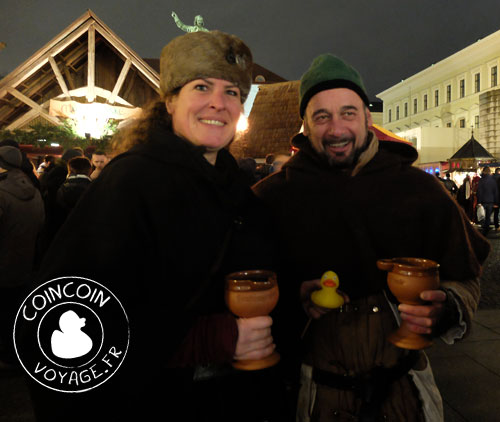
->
xmin=322 ymin=136 xmax=355 ymax=147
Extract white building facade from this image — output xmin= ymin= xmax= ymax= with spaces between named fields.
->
xmin=377 ymin=29 xmax=500 ymax=164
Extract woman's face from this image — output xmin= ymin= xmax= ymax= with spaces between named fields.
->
xmin=166 ymin=78 xmax=243 ymax=150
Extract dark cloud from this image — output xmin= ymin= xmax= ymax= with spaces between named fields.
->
xmin=2 ymin=0 xmax=500 ymax=100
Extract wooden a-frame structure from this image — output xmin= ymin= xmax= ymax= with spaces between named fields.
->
xmin=0 ymin=10 xmax=160 ymax=132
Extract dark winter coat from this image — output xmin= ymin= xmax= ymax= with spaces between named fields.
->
xmin=477 ymin=173 xmax=499 ymax=204
xmin=56 ymin=175 xmax=92 ymax=211
xmin=0 ymin=169 xmax=44 ymax=287
xmin=255 ymin=133 xmax=488 ymax=295
xmin=253 ymin=132 xmax=490 ymax=421
xmin=30 ymin=124 xmax=278 ymax=421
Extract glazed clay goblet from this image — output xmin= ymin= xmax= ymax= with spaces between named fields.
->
xmin=377 ymin=258 xmax=440 ymax=350
xmin=225 ymin=270 xmax=280 ymax=370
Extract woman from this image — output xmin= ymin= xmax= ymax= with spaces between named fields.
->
xmin=28 ymin=31 xmax=286 ymax=421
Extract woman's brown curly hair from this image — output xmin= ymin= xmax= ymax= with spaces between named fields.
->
xmin=110 ymin=95 xmax=176 ymax=157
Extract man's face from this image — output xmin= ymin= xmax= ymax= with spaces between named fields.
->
xmin=303 ymin=88 xmax=372 ymax=168
xmin=92 ymin=154 xmax=109 ymax=170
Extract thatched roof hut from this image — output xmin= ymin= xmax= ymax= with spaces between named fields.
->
xmin=230 ymin=81 xmax=301 ymax=159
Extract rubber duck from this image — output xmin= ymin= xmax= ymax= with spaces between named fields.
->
xmin=311 ymin=271 xmax=344 ymax=308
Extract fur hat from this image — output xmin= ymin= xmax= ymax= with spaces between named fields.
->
xmin=160 ymin=30 xmax=253 ymax=103
xmin=299 ymin=54 xmax=369 ymax=117
xmin=0 ymin=146 xmax=22 ymax=170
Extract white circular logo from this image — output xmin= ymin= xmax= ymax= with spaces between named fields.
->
xmin=14 ymin=276 xmax=129 ymax=393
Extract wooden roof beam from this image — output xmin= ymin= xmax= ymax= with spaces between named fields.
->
xmin=6 ymin=87 xmax=60 ymax=126
xmin=0 ymin=20 xmax=93 ymax=98
xmin=49 ymin=56 xmax=72 ymax=99
xmin=87 ymin=24 xmax=95 ymax=102
xmin=108 ymin=58 xmax=131 ymax=105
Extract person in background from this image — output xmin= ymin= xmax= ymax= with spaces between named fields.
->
xmin=29 ymin=30 xmax=286 ymax=421
xmin=90 ymin=150 xmax=110 ymax=180
xmin=0 ymin=139 xmax=40 ymax=189
xmin=237 ymin=157 xmax=259 ymax=185
xmin=457 ymin=174 xmax=473 ymax=221
xmin=477 ymin=166 xmax=499 ymax=236
xmin=36 ymin=154 xmax=55 ymax=177
xmin=493 ymin=167 xmax=500 ymax=232
xmin=253 ymin=54 xmax=489 ymax=421
xmin=56 ymin=156 xmax=92 ymax=221
xmin=37 ymin=148 xmax=84 ymax=259
xmin=442 ymin=172 xmax=458 ymax=198
xmin=256 ymin=153 xmax=276 ymax=180
xmin=0 ymin=146 xmax=44 ymax=367
xmin=471 ymin=172 xmax=481 ymax=223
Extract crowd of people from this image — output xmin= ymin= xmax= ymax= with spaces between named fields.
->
xmin=437 ymin=168 xmax=500 ymax=236
xmin=0 ymin=144 xmax=109 ymax=366
xmin=0 ymin=28 xmax=493 ymax=422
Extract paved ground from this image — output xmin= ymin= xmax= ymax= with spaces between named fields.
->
xmin=477 ymin=229 xmax=500 ymax=310
xmin=427 ymin=228 xmax=500 ymax=421
xmin=1 ymin=230 xmax=499 ymax=422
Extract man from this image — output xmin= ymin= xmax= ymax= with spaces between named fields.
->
xmin=56 ymin=156 xmax=92 ymax=221
xmin=493 ymin=167 xmax=500 ymax=231
xmin=442 ymin=172 xmax=458 ymax=198
xmin=477 ymin=166 xmax=499 ymax=236
xmin=90 ymin=150 xmax=109 ymax=180
xmin=253 ymin=54 xmax=489 ymax=421
xmin=38 ymin=148 xmax=84 ymax=258
xmin=0 ymin=146 xmax=44 ymax=366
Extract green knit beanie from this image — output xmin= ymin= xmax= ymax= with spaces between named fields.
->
xmin=299 ymin=54 xmax=369 ymax=117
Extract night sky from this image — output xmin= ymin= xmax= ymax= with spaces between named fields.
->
xmin=2 ymin=0 xmax=500 ymax=101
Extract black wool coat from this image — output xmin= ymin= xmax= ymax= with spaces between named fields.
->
xmin=29 ymin=124 xmax=275 ymax=421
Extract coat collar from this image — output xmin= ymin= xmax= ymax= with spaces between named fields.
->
xmin=286 ymin=130 xmax=418 ymax=178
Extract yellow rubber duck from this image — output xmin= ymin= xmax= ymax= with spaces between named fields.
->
xmin=311 ymin=271 xmax=344 ymax=308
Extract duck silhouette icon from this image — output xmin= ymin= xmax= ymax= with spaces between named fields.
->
xmin=51 ymin=310 xmax=93 ymax=359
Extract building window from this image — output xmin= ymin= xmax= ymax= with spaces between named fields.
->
xmin=475 ymin=115 xmax=479 ymax=128
xmin=492 ymin=66 xmax=498 ymax=87
xmin=446 ymin=85 xmax=451 ymax=102
xmin=396 ymin=106 xmax=399 ymax=120
xmin=388 ymin=109 xmax=392 ymax=123
xmin=475 ymin=73 xmax=480 ymax=93
xmin=446 ymin=122 xmax=452 ymax=127
xmin=460 ymin=79 xmax=465 ymax=98
xmin=434 ymin=90 xmax=439 ymax=107
xmin=424 ymin=94 xmax=428 ymax=110
xmin=459 ymin=118 xmax=466 ymax=128
xmin=404 ymin=102 xmax=408 ymax=118
xmin=413 ymin=98 xmax=417 ymax=114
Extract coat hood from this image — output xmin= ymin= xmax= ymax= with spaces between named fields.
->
xmin=0 ymin=169 xmax=37 ymax=200
xmin=286 ymin=130 xmax=418 ymax=176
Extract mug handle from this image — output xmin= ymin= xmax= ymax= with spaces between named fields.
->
xmin=376 ymin=259 xmax=394 ymax=271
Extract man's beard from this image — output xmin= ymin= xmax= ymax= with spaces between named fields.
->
xmin=321 ymin=134 xmax=369 ymax=169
